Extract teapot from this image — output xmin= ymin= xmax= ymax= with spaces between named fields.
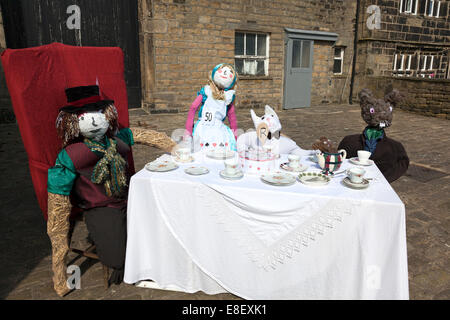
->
xmin=317 ymin=149 xmax=347 ymax=176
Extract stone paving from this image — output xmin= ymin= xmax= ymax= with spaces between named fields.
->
xmin=0 ymin=104 xmax=448 ymax=300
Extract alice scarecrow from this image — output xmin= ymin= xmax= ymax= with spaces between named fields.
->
xmin=47 ymin=85 xmax=176 ymax=296
xmin=185 ymin=63 xmax=238 ymax=151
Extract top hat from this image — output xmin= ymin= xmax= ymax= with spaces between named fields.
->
xmin=59 ymin=85 xmax=114 ymax=113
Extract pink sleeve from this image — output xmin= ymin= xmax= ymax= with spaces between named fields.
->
xmin=185 ymin=95 xmax=203 ymax=136
xmin=227 ymin=103 xmax=238 ymax=139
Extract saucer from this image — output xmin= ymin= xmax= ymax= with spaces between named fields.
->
xmin=298 ymin=172 xmax=330 ymax=186
xmin=184 ymin=166 xmax=209 ymax=176
xmin=207 ymin=150 xmax=235 ymax=160
xmin=145 ymin=160 xmax=179 ymax=172
xmin=280 ymin=162 xmax=308 ymax=173
xmin=349 ymin=157 xmax=374 ymax=166
xmin=219 ymin=169 xmax=244 ymax=180
xmin=173 ymin=155 xmax=195 ymax=163
xmin=261 ymin=171 xmax=296 ymax=186
xmin=342 ymin=177 xmax=370 ymax=189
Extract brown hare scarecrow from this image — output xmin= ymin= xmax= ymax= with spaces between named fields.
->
xmin=338 ymin=88 xmax=409 ymax=183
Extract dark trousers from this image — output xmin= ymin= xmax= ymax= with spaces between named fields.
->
xmin=84 ymin=206 xmax=127 ymax=284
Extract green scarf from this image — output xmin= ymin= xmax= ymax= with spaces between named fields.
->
xmin=365 ymin=127 xmax=384 ymax=140
xmin=84 ymin=137 xmax=127 ymax=198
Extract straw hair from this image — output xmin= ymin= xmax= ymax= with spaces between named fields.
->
xmin=209 ymin=63 xmax=238 ymax=100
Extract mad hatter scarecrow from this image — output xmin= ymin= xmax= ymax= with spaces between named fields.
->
xmin=47 ymin=85 xmax=176 ymax=296
xmin=338 ymin=88 xmax=409 ymax=183
xmin=185 ymin=63 xmax=238 ymax=151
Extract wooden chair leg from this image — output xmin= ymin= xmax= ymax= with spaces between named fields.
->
xmin=102 ymin=264 xmax=110 ymax=289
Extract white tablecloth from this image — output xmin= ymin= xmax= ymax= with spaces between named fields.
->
xmin=124 ymin=152 xmax=409 ymax=299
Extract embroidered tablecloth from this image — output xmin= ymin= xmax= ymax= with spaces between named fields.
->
xmin=124 ymin=153 xmax=408 ymax=299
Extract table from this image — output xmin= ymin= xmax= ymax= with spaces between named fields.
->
xmin=124 ymin=152 xmax=409 ymax=299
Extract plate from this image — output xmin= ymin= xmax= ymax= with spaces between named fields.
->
xmin=261 ymin=171 xmax=296 ymax=186
xmin=173 ymin=155 xmax=195 ymax=163
xmin=145 ymin=160 xmax=178 ymax=172
xmin=219 ymin=169 xmax=244 ymax=180
xmin=280 ymin=162 xmax=308 ymax=173
xmin=184 ymin=166 xmax=209 ymax=176
xmin=298 ymin=172 xmax=331 ymax=186
xmin=206 ymin=149 xmax=236 ymax=160
xmin=349 ymin=157 xmax=374 ymax=166
xmin=342 ymin=177 xmax=370 ymax=189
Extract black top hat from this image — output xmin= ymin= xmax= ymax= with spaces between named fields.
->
xmin=59 ymin=85 xmax=114 ymax=113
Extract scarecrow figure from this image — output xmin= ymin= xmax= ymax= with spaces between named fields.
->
xmin=185 ymin=63 xmax=238 ymax=151
xmin=237 ymin=105 xmax=308 ymax=156
xmin=338 ymin=88 xmax=409 ymax=183
xmin=47 ymin=85 xmax=176 ymax=296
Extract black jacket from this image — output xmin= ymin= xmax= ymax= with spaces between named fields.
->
xmin=338 ymin=132 xmax=409 ymax=183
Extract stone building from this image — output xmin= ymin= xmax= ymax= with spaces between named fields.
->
xmin=0 ymin=0 xmax=448 ymax=118
xmin=353 ymin=0 xmax=449 ymax=118
xmin=138 ymin=0 xmax=357 ymax=112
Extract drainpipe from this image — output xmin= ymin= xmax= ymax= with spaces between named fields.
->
xmin=349 ymin=0 xmax=361 ymax=104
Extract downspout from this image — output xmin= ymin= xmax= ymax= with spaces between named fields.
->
xmin=349 ymin=0 xmax=361 ymax=104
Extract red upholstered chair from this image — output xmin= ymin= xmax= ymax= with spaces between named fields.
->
xmin=1 ymin=43 xmax=135 ymax=293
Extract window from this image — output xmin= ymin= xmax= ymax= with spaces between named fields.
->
xmin=235 ymin=32 xmax=269 ymax=76
xmin=424 ymin=0 xmax=441 ymax=17
xmin=399 ymin=0 xmax=418 ymax=14
xmin=333 ymin=47 xmax=344 ymax=74
xmin=393 ymin=49 xmax=448 ymax=79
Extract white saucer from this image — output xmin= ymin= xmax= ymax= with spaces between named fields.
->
xmin=280 ymin=162 xmax=308 ymax=173
xmin=298 ymin=172 xmax=330 ymax=186
xmin=207 ymin=150 xmax=236 ymax=160
xmin=261 ymin=171 xmax=296 ymax=186
xmin=184 ymin=166 xmax=209 ymax=176
xmin=219 ymin=169 xmax=244 ymax=180
xmin=173 ymin=155 xmax=195 ymax=163
xmin=145 ymin=160 xmax=179 ymax=172
xmin=342 ymin=177 xmax=370 ymax=189
xmin=349 ymin=157 xmax=374 ymax=166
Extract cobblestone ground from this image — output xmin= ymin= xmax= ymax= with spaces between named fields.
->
xmin=0 ymin=104 xmax=448 ymax=300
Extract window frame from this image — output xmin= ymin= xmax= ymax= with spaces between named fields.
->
xmin=424 ymin=0 xmax=441 ymax=17
xmin=399 ymin=0 xmax=418 ymax=15
xmin=333 ymin=47 xmax=344 ymax=75
xmin=234 ymin=31 xmax=270 ymax=77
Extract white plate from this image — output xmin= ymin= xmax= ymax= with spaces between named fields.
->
xmin=145 ymin=160 xmax=178 ymax=172
xmin=298 ymin=172 xmax=331 ymax=186
xmin=173 ymin=155 xmax=195 ymax=163
xmin=219 ymin=169 xmax=244 ymax=180
xmin=184 ymin=166 xmax=209 ymax=176
xmin=280 ymin=162 xmax=308 ymax=173
xmin=342 ymin=177 xmax=370 ymax=189
xmin=261 ymin=171 xmax=296 ymax=186
xmin=206 ymin=150 xmax=236 ymax=160
xmin=349 ymin=157 xmax=374 ymax=166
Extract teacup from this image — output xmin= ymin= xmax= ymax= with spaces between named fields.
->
xmin=224 ymin=158 xmax=239 ymax=175
xmin=346 ymin=167 xmax=366 ymax=184
xmin=357 ymin=150 xmax=371 ymax=164
xmin=175 ymin=147 xmax=191 ymax=161
xmin=288 ymin=154 xmax=301 ymax=168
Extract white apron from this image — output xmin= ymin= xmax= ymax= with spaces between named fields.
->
xmin=193 ymin=85 xmax=236 ymax=151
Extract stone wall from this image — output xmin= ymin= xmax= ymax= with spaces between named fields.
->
xmin=138 ymin=0 xmax=357 ymax=112
xmin=0 ymin=7 xmax=14 ymax=123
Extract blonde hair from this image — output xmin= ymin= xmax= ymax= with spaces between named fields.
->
xmin=209 ymin=63 xmax=238 ymax=100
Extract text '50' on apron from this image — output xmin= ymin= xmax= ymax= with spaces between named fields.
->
xmin=193 ymin=85 xmax=237 ymax=151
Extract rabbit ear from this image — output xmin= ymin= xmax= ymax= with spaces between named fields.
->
xmin=358 ymin=89 xmax=373 ymax=105
xmin=250 ymin=109 xmax=261 ymax=128
xmin=384 ymin=89 xmax=404 ymax=107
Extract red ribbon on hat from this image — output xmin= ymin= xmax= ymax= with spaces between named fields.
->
xmin=68 ymin=95 xmax=102 ymax=107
